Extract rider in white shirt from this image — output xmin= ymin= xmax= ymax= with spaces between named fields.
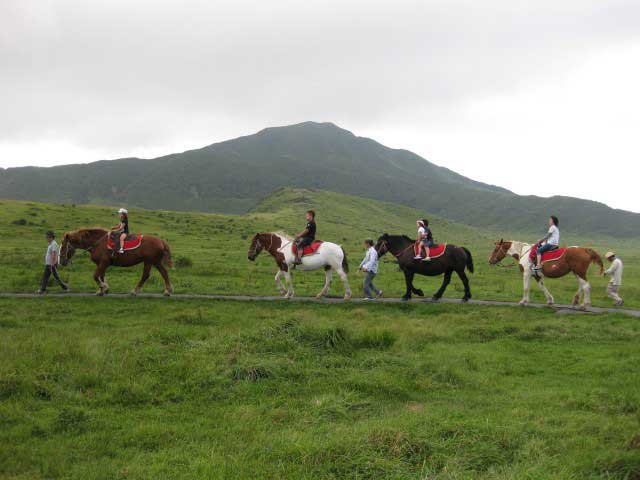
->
xmin=534 ymin=216 xmax=560 ymax=271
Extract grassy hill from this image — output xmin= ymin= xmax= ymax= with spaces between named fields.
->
xmin=1 ymin=122 xmax=639 ymax=237
xmin=0 ymin=188 xmax=637 ymax=308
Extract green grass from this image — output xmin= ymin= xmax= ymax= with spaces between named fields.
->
xmin=1 ymin=297 xmax=639 ymax=479
xmin=0 ymin=188 xmax=637 ymax=308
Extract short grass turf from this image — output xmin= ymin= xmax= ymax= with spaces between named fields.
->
xmin=1 ymin=298 xmax=639 ymax=479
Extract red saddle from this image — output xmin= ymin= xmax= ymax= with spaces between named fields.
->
xmin=529 ymin=245 xmax=567 ymax=263
xmin=414 ymin=242 xmax=447 ymax=258
xmin=292 ymin=240 xmax=323 ymax=256
xmin=107 ymin=234 xmax=143 ymax=251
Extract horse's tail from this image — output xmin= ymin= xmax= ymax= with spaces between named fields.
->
xmin=162 ymin=240 xmax=174 ymax=268
xmin=462 ymin=247 xmax=474 ymax=273
xmin=341 ymin=247 xmax=349 ymax=274
xmin=585 ymin=248 xmax=603 ymax=275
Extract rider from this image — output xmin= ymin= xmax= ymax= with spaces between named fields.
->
xmin=534 ymin=215 xmax=559 ymax=271
xmin=414 ymin=219 xmax=434 ymax=261
xmin=111 ymin=208 xmax=129 ymax=254
xmin=293 ymin=210 xmax=316 ymax=265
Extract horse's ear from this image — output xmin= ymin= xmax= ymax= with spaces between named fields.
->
xmin=500 ymin=238 xmax=503 ymax=244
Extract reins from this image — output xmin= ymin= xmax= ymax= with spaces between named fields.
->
xmin=62 ymin=232 xmax=109 ymax=263
xmin=380 ymin=239 xmax=415 ymax=258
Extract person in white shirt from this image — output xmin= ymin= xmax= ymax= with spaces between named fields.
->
xmin=604 ymin=251 xmax=624 ymax=306
xmin=37 ymin=231 xmax=69 ymax=294
xmin=359 ymin=239 xmax=382 ymax=300
xmin=534 ymin=215 xmax=560 ymax=271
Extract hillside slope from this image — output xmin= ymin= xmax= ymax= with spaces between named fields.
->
xmin=1 ymin=122 xmax=639 ymax=236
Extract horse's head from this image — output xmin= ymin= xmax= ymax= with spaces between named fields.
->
xmin=247 ymin=233 xmax=263 ymax=261
xmin=375 ymin=233 xmax=390 ymax=257
xmin=59 ymin=232 xmax=77 ymax=266
xmin=488 ymin=239 xmax=511 ymax=265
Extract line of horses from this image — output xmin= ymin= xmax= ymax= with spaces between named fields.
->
xmin=59 ymin=228 xmax=604 ymax=310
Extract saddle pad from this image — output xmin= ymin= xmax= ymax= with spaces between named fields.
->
xmin=107 ymin=234 xmax=143 ymax=251
xmin=414 ymin=243 xmax=447 ymax=258
xmin=529 ymin=245 xmax=567 ymax=263
xmin=292 ymin=240 xmax=324 ymax=256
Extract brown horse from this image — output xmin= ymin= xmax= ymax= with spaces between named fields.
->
xmin=60 ymin=228 xmax=174 ymax=296
xmin=488 ymin=240 xmax=603 ymax=310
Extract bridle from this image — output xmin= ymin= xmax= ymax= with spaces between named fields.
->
xmin=61 ymin=232 xmax=108 ymax=263
xmin=248 ymin=233 xmax=276 ymax=257
xmin=490 ymin=242 xmax=534 ymax=268
xmin=377 ymin=238 xmax=414 ymax=258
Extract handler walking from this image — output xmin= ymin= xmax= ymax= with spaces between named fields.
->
xmin=604 ymin=251 xmax=624 ymax=306
xmin=359 ymin=239 xmax=382 ymax=300
xmin=37 ymin=231 xmax=69 ymax=294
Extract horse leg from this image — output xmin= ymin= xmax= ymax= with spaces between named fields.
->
xmin=577 ymin=275 xmax=591 ymax=310
xmin=283 ymin=270 xmax=294 ymax=299
xmin=336 ymin=266 xmax=351 ymax=300
xmin=317 ymin=267 xmax=332 ymax=299
xmin=155 ymin=263 xmax=173 ymax=296
xmin=93 ymin=264 xmax=109 ymax=296
xmin=132 ymin=263 xmax=152 ymax=296
xmin=432 ymin=270 xmax=452 ymax=301
xmin=535 ymin=278 xmax=554 ymax=305
xmin=520 ymin=271 xmax=532 ymax=305
xmin=456 ymin=269 xmax=472 ymax=302
xmin=571 ymin=273 xmax=583 ymax=306
xmin=402 ymin=269 xmax=414 ymax=301
xmin=275 ymin=270 xmax=286 ymax=296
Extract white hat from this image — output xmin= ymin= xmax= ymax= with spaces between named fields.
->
xmin=605 ymin=251 xmax=615 ymax=259
xmin=118 ymin=208 xmax=128 ymax=215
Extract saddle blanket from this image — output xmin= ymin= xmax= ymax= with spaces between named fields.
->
xmin=107 ymin=234 xmax=143 ymax=251
xmin=529 ymin=245 xmax=568 ymax=263
xmin=414 ymin=243 xmax=447 ymax=258
xmin=292 ymin=240 xmax=324 ymax=256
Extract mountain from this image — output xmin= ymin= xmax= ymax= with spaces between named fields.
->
xmin=1 ymin=121 xmax=639 ymax=237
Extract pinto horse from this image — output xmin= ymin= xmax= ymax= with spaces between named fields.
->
xmin=488 ymin=240 xmax=603 ymax=310
xmin=247 ymin=232 xmax=351 ymax=300
xmin=375 ymin=234 xmax=474 ymax=302
xmin=60 ymin=228 xmax=174 ymax=296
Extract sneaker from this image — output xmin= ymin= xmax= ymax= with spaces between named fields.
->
xmin=376 ymin=291 xmax=383 ymax=299
xmin=421 ymin=257 xmax=431 ymax=262
xmin=35 ymin=290 xmax=46 ymax=295
xmin=413 ymin=255 xmax=422 ymax=260
xmin=118 ymin=248 xmax=124 ymax=254
xmin=363 ymin=297 xmax=373 ymax=301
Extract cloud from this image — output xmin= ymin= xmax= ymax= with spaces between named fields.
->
xmin=1 ymin=0 xmax=639 ymax=210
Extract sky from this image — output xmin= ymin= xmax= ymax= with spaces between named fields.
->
xmin=1 ymin=0 xmax=639 ymax=212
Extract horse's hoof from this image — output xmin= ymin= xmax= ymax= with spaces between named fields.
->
xmin=130 ymin=291 xmax=138 ymax=297
xmin=344 ymin=295 xmax=351 ymax=301
xmin=519 ymin=300 xmax=527 ymax=306
xmin=163 ymin=290 xmax=171 ymax=297
xmin=579 ymin=305 xmax=587 ymax=311
xmin=547 ymin=301 xmax=554 ymax=306
xmin=416 ymin=290 xmax=425 ymax=297
xmin=430 ymin=296 xmax=440 ymax=302
xmin=461 ymin=297 xmax=469 ymax=303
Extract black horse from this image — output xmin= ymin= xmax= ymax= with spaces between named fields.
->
xmin=375 ymin=234 xmax=474 ymax=302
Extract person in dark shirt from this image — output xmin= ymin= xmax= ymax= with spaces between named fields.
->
xmin=111 ymin=208 xmax=130 ymax=254
xmin=293 ymin=210 xmax=316 ymax=265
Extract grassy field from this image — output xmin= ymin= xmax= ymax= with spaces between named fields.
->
xmin=1 ymin=297 xmax=639 ymax=479
xmin=0 ymin=188 xmax=637 ymax=307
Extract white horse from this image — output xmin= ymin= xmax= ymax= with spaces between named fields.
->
xmin=247 ymin=232 xmax=352 ymax=300
xmin=489 ymin=239 xmax=603 ymax=309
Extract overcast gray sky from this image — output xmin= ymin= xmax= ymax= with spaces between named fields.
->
xmin=2 ymin=0 xmax=639 ymax=211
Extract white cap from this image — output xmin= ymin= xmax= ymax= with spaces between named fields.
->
xmin=605 ymin=251 xmax=615 ymax=259
xmin=118 ymin=208 xmax=128 ymax=215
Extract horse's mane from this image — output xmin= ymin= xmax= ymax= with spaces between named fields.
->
xmin=78 ymin=228 xmax=109 ymax=234
xmin=386 ymin=234 xmax=414 ymax=243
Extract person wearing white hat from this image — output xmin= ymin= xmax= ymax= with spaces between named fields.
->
xmin=111 ymin=208 xmax=130 ymax=254
xmin=603 ymin=251 xmax=623 ymax=306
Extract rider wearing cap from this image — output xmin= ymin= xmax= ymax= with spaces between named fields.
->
xmin=112 ymin=208 xmax=129 ymax=254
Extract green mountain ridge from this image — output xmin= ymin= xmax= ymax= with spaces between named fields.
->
xmin=1 ymin=121 xmax=639 ymax=237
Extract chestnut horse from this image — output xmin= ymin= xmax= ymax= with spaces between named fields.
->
xmin=488 ymin=240 xmax=603 ymax=310
xmin=60 ymin=228 xmax=174 ymax=296
xmin=247 ymin=232 xmax=351 ymax=299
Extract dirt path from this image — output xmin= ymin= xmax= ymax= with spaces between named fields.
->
xmin=0 ymin=292 xmax=637 ymax=317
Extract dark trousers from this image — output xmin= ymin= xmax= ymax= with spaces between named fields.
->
xmin=40 ymin=265 xmax=68 ymax=292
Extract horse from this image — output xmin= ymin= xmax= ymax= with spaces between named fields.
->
xmin=247 ymin=232 xmax=351 ymax=300
xmin=60 ymin=228 xmax=174 ymax=296
xmin=375 ymin=234 xmax=474 ymax=302
xmin=488 ymin=239 xmax=603 ymax=310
